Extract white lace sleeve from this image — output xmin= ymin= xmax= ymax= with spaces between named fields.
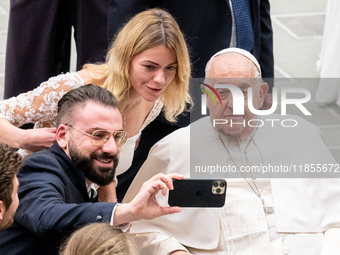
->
xmin=0 ymin=73 xmax=84 ymax=128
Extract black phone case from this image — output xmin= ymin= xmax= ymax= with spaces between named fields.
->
xmin=168 ymin=179 xmax=226 ymax=207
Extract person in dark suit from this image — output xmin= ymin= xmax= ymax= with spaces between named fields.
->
xmin=4 ymin=0 xmax=109 ymax=99
xmin=108 ymin=0 xmax=274 ymax=200
xmin=0 ymin=85 xmax=182 ymax=255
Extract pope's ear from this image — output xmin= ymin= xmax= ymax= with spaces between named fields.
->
xmin=259 ymin=82 xmax=268 ymax=103
xmin=201 ymin=81 xmax=212 ymax=94
xmin=201 ymin=84 xmax=207 ymax=94
xmin=56 ymin=124 xmax=68 ymax=150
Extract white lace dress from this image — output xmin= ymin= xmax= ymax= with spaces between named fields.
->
xmin=0 ymin=72 xmax=163 ymax=174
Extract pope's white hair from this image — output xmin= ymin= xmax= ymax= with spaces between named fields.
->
xmin=205 ymin=48 xmax=262 ymax=79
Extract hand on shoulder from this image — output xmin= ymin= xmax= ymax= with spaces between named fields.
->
xmin=20 ymin=128 xmax=57 ymax=152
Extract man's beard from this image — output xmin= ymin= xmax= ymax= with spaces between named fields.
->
xmin=68 ymin=142 xmax=118 ymax=186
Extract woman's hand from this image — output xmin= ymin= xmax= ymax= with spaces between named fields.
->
xmin=20 ymin=127 xmax=57 ymax=152
xmin=0 ymin=118 xmax=56 ymax=151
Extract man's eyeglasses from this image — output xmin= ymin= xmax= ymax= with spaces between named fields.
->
xmin=65 ymin=124 xmax=128 ymax=146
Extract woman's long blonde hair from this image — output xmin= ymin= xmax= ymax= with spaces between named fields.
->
xmin=84 ymin=8 xmax=192 ymax=122
xmin=60 ymin=223 xmax=136 ymax=255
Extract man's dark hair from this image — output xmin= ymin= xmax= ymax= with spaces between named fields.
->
xmin=0 ymin=143 xmax=22 ymax=208
xmin=56 ymin=84 xmax=119 ymax=126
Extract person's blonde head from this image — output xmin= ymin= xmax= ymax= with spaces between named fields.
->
xmin=60 ymin=223 xmax=136 ymax=255
xmin=84 ymin=8 xmax=192 ymax=122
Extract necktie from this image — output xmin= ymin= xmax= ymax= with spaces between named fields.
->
xmin=89 ymin=188 xmax=97 ymax=202
xmin=231 ymin=0 xmax=254 ymax=52
xmin=90 ymin=188 xmax=95 ymax=198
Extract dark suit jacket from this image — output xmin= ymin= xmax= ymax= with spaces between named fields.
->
xmin=0 ymin=143 xmax=116 ymax=255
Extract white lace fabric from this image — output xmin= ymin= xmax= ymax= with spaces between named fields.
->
xmin=0 ymin=73 xmax=85 ymax=128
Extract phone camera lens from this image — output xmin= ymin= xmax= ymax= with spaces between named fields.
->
xmin=212 ymin=181 xmax=219 ymax=187
xmin=219 ymin=182 xmax=225 ymax=187
xmin=216 ymin=188 xmax=221 ymax=193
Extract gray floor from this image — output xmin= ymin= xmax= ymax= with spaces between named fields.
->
xmin=0 ymin=0 xmax=339 ymax=162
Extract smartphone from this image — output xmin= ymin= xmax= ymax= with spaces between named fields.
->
xmin=168 ymin=179 xmax=226 ymax=207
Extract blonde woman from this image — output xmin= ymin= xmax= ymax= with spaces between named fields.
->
xmin=60 ymin=223 xmax=137 ymax=255
xmin=0 ymin=8 xmax=191 ymax=178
